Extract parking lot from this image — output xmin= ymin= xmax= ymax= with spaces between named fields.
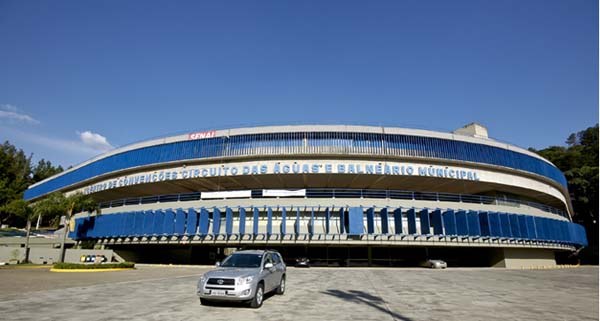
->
xmin=0 ymin=265 xmax=597 ymax=321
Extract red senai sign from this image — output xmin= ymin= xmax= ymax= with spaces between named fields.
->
xmin=188 ymin=130 xmax=216 ymax=140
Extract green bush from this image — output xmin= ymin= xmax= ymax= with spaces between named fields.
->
xmin=53 ymin=262 xmax=135 ymax=269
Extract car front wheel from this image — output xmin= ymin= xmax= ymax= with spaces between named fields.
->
xmin=276 ymin=275 xmax=286 ymax=295
xmin=250 ymin=283 xmax=264 ymax=308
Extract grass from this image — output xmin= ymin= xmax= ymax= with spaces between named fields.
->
xmin=52 ymin=262 xmax=135 ymax=270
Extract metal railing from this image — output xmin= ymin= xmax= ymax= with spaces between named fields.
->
xmin=98 ymin=188 xmax=569 ymax=219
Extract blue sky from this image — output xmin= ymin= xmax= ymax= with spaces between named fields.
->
xmin=0 ymin=1 xmax=597 ymax=168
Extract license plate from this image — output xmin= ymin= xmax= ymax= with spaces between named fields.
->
xmin=211 ymin=290 xmax=226 ymax=296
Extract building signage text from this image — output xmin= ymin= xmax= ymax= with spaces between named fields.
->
xmin=83 ymin=161 xmax=480 ymax=194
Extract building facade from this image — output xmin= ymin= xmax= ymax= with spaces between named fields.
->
xmin=24 ymin=124 xmax=588 ymax=267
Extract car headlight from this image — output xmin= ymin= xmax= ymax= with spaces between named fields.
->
xmin=199 ymin=275 xmax=207 ymax=283
xmin=236 ymin=276 xmax=253 ymax=285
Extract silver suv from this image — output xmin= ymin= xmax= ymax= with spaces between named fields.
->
xmin=197 ymin=250 xmax=286 ymax=308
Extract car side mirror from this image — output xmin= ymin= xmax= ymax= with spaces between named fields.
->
xmin=264 ymin=262 xmax=274 ymax=269
xmin=215 ymin=261 xmax=221 ymax=267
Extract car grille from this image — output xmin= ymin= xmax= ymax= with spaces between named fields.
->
xmin=207 ymin=278 xmax=235 ymax=286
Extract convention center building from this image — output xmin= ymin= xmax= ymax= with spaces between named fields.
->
xmin=24 ymin=124 xmax=588 ymax=267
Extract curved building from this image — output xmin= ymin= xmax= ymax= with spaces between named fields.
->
xmin=25 ymin=124 xmax=588 ymax=267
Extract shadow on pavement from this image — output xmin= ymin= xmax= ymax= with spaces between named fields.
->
xmin=322 ymin=289 xmax=414 ymax=321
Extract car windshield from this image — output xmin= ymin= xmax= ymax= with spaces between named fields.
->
xmin=220 ymin=254 xmax=263 ymax=268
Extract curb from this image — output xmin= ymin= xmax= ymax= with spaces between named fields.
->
xmin=50 ymin=268 xmax=135 ymax=273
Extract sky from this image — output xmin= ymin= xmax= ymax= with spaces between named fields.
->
xmin=0 ymin=0 xmax=597 ymax=168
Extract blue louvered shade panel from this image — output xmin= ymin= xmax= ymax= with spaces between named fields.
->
xmin=339 ymin=208 xmax=345 ymax=234
xmin=393 ymin=208 xmax=403 ymax=234
xmin=139 ymin=211 xmax=150 ymax=236
xmin=174 ymin=208 xmax=186 ymax=235
xmin=575 ymin=224 xmax=584 ymax=245
xmin=455 ymin=210 xmax=468 ymax=235
xmin=141 ymin=211 xmax=152 ymax=236
xmin=97 ymin=215 xmax=106 ymax=238
xmin=212 ymin=208 xmax=221 ymax=235
xmin=74 ymin=217 xmax=86 ymax=239
xmin=114 ymin=215 xmax=123 ymax=237
xmin=106 ymin=214 xmax=117 ymax=238
xmin=120 ymin=213 xmax=130 ymax=237
xmin=253 ymin=208 xmax=260 ymax=236
xmin=366 ymin=208 xmax=375 ymax=234
xmin=153 ymin=211 xmax=164 ymax=235
xmin=431 ymin=209 xmax=443 ymax=235
xmin=549 ymin=219 xmax=556 ymax=241
xmin=380 ymin=208 xmax=389 ymax=234
xmin=89 ymin=216 xmax=102 ymax=238
xmin=88 ymin=216 xmax=98 ymax=238
xmin=525 ymin=216 xmax=537 ymax=240
xmin=97 ymin=215 xmax=108 ymax=238
xmin=518 ymin=215 xmax=529 ymax=238
xmin=348 ymin=207 xmax=364 ymax=236
xmin=407 ymin=208 xmax=417 ymax=234
xmin=443 ymin=210 xmax=457 ymax=235
xmin=70 ymin=207 xmax=588 ymax=248
xmin=280 ymin=207 xmax=286 ymax=235
xmin=560 ymin=221 xmax=569 ymax=242
xmin=81 ymin=217 xmax=92 ymax=238
xmin=419 ymin=209 xmax=430 ymax=235
xmin=102 ymin=214 xmax=117 ymax=237
xmin=239 ymin=208 xmax=246 ymax=234
xmin=548 ymin=219 xmax=557 ymax=241
xmin=467 ymin=211 xmax=481 ymax=236
xmin=499 ymin=213 xmax=512 ymax=238
xmin=569 ymin=224 xmax=577 ymax=243
xmin=123 ymin=212 xmax=137 ymax=237
xmin=266 ymin=207 xmax=273 ymax=236
xmin=489 ymin=212 xmax=501 ymax=237
xmin=535 ymin=217 xmax=546 ymax=240
xmin=163 ymin=210 xmax=175 ymax=236
xmin=552 ymin=219 xmax=561 ymax=241
xmin=225 ymin=208 xmax=233 ymax=236
xmin=199 ymin=208 xmax=209 ymax=236
xmin=541 ymin=217 xmax=553 ymax=240
xmin=509 ymin=214 xmax=521 ymax=238
xmin=479 ymin=212 xmax=491 ymax=237
xmin=186 ymin=208 xmax=197 ymax=235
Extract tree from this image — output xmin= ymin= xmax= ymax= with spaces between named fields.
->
xmin=1 ymin=199 xmax=34 ymax=263
xmin=32 ymin=192 xmax=100 ymax=263
xmin=0 ymin=141 xmax=63 ymax=227
xmin=32 ymin=159 xmax=63 ymax=183
xmin=0 ymin=141 xmax=32 ymax=212
xmin=566 ymin=133 xmax=577 ymax=147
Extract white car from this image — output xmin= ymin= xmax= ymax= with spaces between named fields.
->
xmin=422 ymin=259 xmax=447 ymax=269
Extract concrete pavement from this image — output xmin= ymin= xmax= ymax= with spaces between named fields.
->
xmin=0 ymin=265 xmax=597 ymax=321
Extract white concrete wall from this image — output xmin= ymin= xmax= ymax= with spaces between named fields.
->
xmin=492 ymin=248 xmax=557 ymax=268
xmin=67 ymin=158 xmax=569 ymax=215
xmin=0 ymin=247 xmax=115 ymax=264
xmin=92 ymin=194 xmax=569 ymax=221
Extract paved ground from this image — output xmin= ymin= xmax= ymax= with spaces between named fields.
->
xmin=0 ymin=265 xmax=597 ymax=321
